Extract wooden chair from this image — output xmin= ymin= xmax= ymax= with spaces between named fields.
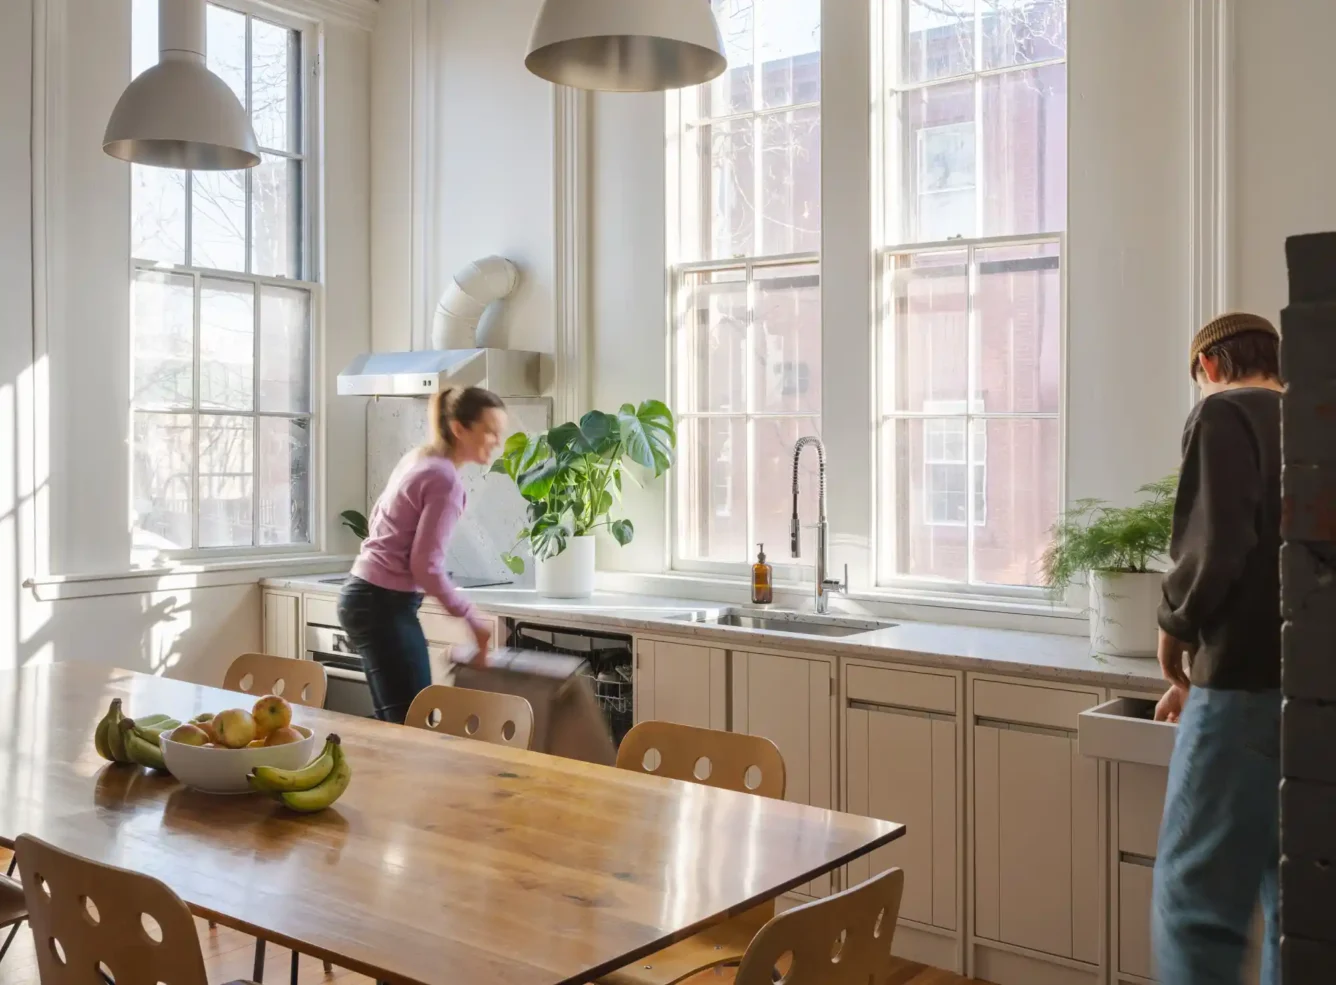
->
xmin=13 ymin=833 xmax=255 ymax=985
xmin=405 ymin=684 xmax=536 ymax=749
xmin=223 ymin=653 xmax=328 ymax=708
xmin=220 ymin=654 xmax=327 ymax=983
xmin=0 ymin=871 xmax=25 ymax=968
xmin=733 ymin=868 xmax=906 ymax=985
xmin=600 ymin=722 xmax=787 ymax=985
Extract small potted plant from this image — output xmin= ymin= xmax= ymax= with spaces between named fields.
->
xmin=491 ymin=401 xmax=676 ymax=598
xmin=1042 ymin=475 xmax=1177 ymax=657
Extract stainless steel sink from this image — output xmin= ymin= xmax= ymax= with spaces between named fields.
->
xmin=670 ymin=608 xmax=893 ymax=638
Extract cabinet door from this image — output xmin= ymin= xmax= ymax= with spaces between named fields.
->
xmin=734 ymin=650 xmax=835 ymax=896
xmin=846 ymin=705 xmax=956 ymax=929
xmin=634 ymin=640 xmax=727 ymax=729
xmin=262 ymin=591 xmax=301 ymax=660
xmin=974 ymin=722 xmax=1100 ymax=962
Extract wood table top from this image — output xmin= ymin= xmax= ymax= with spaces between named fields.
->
xmin=0 ymin=664 xmax=903 ymax=985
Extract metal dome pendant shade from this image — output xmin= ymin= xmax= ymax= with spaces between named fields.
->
xmin=103 ymin=0 xmax=260 ymax=170
xmin=525 ymin=0 xmax=727 ymax=92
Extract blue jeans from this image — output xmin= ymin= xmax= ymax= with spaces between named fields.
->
xmin=337 ymin=576 xmax=430 ymax=724
xmin=1152 ymin=686 xmax=1280 ymax=985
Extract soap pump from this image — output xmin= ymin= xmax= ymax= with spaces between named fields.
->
xmin=751 ymin=544 xmax=773 ymax=605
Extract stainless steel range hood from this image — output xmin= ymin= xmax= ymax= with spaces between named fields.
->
xmin=336 ymin=349 xmax=542 ymax=398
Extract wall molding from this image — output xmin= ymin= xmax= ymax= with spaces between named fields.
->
xmin=553 ymin=84 xmax=590 ymax=422
xmin=408 ymin=0 xmax=432 ymax=349
xmin=271 ymin=0 xmax=378 ymax=32
xmin=1189 ymin=0 xmax=1234 ymax=332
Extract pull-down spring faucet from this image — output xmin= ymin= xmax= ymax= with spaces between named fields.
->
xmin=790 ymin=436 xmax=847 ymax=614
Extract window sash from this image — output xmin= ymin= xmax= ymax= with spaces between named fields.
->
xmin=875 ymin=234 xmax=1061 ymax=591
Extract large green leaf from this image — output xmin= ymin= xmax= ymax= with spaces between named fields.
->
xmin=500 ymin=553 xmax=526 ymax=575
xmin=549 ymin=412 xmax=620 ymax=457
xmin=618 ymin=400 xmax=676 ymax=475
xmin=517 ymin=454 xmax=563 ymax=502
xmin=531 ymin=513 xmax=571 ymax=560
xmin=610 ymin=518 xmax=635 ymax=546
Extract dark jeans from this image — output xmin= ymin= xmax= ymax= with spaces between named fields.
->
xmin=337 ymin=576 xmax=430 ymax=724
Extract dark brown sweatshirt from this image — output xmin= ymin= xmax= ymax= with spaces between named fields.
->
xmin=1157 ymin=387 xmax=1282 ymax=690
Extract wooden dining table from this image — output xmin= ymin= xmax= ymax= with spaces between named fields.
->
xmin=0 ymin=663 xmax=904 ymax=985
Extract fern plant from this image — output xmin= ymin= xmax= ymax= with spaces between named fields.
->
xmin=1041 ymin=475 xmax=1177 ymax=592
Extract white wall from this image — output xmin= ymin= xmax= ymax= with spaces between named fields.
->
xmin=371 ymin=0 xmax=554 ymax=360
xmin=0 ymin=0 xmax=371 ymax=679
xmin=1232 ymin=0 xmax=1336 ymax=320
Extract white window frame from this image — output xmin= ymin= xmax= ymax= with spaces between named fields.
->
xmin=129 ymin=0 xmax=323 ymax=561
xmin=665 ymin=1 xmax=823 ymax=580
xmin=872 ymin=0 xmax=1067 ymax=596
xmin=668 ymin=254 xmax=822 ymax=579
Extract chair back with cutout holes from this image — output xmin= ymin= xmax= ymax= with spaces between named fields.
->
xmin=15 ymin=834 xmax=209 ymax=985
xmin=734 ymin=867 xmax=905 ymax=985
xmin=616 ymin=721 xmax=786 ymax=799
xmin=224 ymin=652 xmax=328 ymax=707
xmin=405 ymin=684 xmax=536 ymax=749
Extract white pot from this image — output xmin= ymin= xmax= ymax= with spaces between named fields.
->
xmin=534 ymin=534 xmax=596 ymax=599
xmin=1089 ymin=570 xmax=1163 ymax=657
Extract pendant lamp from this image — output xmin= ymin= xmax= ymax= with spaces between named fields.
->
xmin=103 ymin=0 xmax=260 ymax=170
xmin=525 ymin=0 xmax=727 ymax=93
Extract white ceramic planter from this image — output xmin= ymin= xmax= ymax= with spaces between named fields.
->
xmin=535 ymin=534 xmax=596 ymax=599
xmin=1089 ymin=570 xmax=1163 ymax=657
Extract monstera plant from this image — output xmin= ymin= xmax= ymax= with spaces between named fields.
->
xmin=491 ymin=401 xmax=676 ymax=578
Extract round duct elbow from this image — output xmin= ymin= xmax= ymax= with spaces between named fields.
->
xmin=431 ymin=256 xmax=521 ymax=350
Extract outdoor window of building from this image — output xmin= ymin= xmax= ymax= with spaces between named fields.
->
xmin=129 ymin=0 xmax=315 ymax=556
xmin=878 ymin=0 xmax=1065 ymax=589
xmin=669 ymin=0 xmax=822 ymax=569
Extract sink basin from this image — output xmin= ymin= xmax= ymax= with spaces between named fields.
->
xmin=670 ymin=608 xmax=893 ymax=639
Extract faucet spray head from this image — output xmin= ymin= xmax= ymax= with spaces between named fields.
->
xmin=790 ymin=516 xmax=801 ymax=557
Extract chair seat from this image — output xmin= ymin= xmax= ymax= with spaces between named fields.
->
xmin=0 ymin=874 xmax=26 ymax=927
xmin=600 ymin=905 xmax=771 ymax=985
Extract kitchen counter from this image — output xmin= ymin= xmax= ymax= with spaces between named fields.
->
xmin=264 ymin=574 xmax=1166 ymax=691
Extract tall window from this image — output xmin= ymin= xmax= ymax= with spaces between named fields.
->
xmin=877 ymin=0 xmax=1065 ymax=590
xmin=669 ymin=0 xmax=822 ymax=569
xmin=129 ymin=1 xmax=315 ymax=556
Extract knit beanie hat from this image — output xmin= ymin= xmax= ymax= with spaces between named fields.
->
xmin=1189 ymin=312 xmax=1279 ymax=377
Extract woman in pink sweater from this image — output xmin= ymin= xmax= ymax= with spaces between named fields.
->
xmin=338 ymin=387 xmax=507 ymax=722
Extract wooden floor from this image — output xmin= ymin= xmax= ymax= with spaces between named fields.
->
xmin=0 ymin=849 xmax=982 ymax=985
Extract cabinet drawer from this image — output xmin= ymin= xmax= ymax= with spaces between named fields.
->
xmin=847 ymin=664 xmax=955 ymax=714
xmin=1079 ymin=697 xmax=1177 ymax=768
xmin=419 ymin=608 xmax=476 ymax=646
xmin=1118 ymin=762 xmax=1169 ymax=859
xmin=973 ymin=679 xmax=1099 ymax=731
xmin=304 ymin=594 xmax=339 ymax=628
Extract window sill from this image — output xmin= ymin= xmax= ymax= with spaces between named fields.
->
xmin=25 ymin=554 xmax=356 ymax=602
xmin=595 ymin=569 xmax=1087 ymax=636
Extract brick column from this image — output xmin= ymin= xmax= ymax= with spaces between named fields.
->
xmin=1279 ymin=232 xmax=1336 ymax=983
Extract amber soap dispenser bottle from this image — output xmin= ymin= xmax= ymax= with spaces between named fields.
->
xmin=751 ymin=544 xmax=773 ymax=605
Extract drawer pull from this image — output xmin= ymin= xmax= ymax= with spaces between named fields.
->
xmin=975 ymin=716 xmax=1076 ymax=740
xmin=849 ymin=700 xmax=955 ymax=723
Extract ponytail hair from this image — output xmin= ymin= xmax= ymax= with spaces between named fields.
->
xmin=426 ymin=386 xmax=506 ymax=453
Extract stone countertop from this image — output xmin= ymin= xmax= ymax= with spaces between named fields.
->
xmin=262 ymin=574 xmax=1166 ymax=692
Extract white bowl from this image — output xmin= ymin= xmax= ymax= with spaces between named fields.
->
xmin=161 ymin=726 xmax=319 ymax=794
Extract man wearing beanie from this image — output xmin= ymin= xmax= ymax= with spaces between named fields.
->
xmin=1151 ymin=312 xmax=1284 ymax=983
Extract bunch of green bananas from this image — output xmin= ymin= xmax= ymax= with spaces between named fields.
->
xmin=93 ymin=698 xmax=179 ymax=772
xmin=247 ymin=734 xmax=352 ymax=813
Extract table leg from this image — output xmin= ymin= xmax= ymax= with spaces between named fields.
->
xmin=290 ymin=949 xmax=300 ymax=985
xmin=253 ymin=939 xmax=268 ymax=982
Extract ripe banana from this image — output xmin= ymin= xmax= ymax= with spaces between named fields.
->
xmin=248 ymin=735 xmax=337 ymax=794
xmin=280 ymin=736 xmax=351 ymax=813
xmin=105 ymin=699 xmax=130 ymax=763
xmin=129 ymin=720 xmax=181 ymax=747
xmin=121 ymin=720 xmax=168 ymax=772
xmin=136 ymin=713 xmax=174 ymax=727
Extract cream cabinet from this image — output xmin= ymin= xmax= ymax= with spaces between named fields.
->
xmin=733 ymin=648 xmax=836 ymax=897
xmin=969 ymin=676 xmax=1105 ymax=985
xmin=843 ymin=661 xmax=962 ymax=971
xmin=261 ymin=590 xmax=301 ymax=659
xmin=633 ymin=638 xmax=727 ymax=729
